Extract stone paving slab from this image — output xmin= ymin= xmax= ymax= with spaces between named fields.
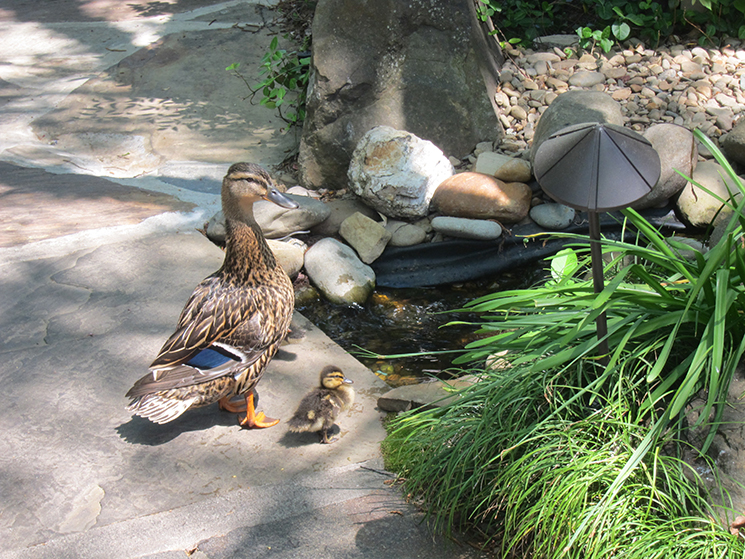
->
xmin=0 ymin=162 xmax=195 ymax=246
xmin=0 ymin=1 xmax=488 ymax=557
xmin=0 ymin=230 xmax=391 ymax=552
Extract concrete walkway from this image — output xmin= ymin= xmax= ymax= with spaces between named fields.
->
xmin=0 ymin=1 xmax=485 ymax=557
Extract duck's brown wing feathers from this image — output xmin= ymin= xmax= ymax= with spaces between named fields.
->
xmin=149 ymin=276 xmax=265 ymax=370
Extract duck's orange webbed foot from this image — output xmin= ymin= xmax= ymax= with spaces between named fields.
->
xmin=238 ymin=391 xmax=279 ymax=429
xmin=218 ymin=395 xmax=247 ymax=413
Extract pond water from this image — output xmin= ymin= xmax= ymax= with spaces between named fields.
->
xmin=296 ymin=266 xmax=547 ymax=386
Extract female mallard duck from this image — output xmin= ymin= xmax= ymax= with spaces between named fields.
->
xmin=125 ymin=162 xmax=297 ymax=428
xmin=288 ymin=366 xmax=355 ymax=444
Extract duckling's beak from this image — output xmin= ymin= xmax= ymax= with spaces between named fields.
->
xmin=266 ymin=187 xmax=299 ymax=210
xmin=343 ymin=378 xmax=353 ymax=384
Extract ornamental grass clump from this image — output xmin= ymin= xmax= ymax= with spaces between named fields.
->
xmin=384 ymin=130 xmax=745 ymax=557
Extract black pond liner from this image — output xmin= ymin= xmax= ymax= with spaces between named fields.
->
xmin=372 ymin=205 xmax=685 ymax=288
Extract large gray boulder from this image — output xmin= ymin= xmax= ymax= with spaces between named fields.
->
xmin=298 ymin=0 xmax=503 ymax=189
xmin=530 ymin=90 xmax=624 ymax=166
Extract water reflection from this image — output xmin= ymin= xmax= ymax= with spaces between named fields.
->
xmin=296 ymin=266 xmax=546 ymax=386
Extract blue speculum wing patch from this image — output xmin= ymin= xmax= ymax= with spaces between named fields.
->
xmin=186 ymin=347 xmax=238 ymax=369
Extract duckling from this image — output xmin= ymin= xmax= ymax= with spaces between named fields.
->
xmin=125 ymin=162 xmax=298 ymax=428
xmin=288 ymin=366 xmax=355 ymax=444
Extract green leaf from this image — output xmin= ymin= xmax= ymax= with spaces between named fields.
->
xmin=599 ymin=37 xmax=614 ymax=52
xmin=550 ymin=248 xmax=579 ymax=284
xmin=225 ymin=62 xmax=240 ymax=71
xmin=269 ymin=36 xmax=279 ymax=51
xmin=624 ymin=13 xmax=645 ymax=26
xmin=612 ymin=22 xmax=631 ymax=40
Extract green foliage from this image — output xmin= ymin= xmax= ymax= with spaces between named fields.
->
xmin=226 ymin=35 xmax=310 ymax=130
xmin=383 ymin=130 xmax=745 ymax=555
xmin=385 ymin=371 xmax=741 ymax=557
xmin=576 ymin=23 xmax=629 ymax=53
xmin=477 ymin=0 xmax=745 ymax=49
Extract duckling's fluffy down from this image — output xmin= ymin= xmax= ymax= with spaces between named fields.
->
xmin=287 ymin=385 xmax=354 ymax=433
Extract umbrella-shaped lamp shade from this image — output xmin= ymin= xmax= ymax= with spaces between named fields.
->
xmin=533 ymin=122 xmax=661 ymax=212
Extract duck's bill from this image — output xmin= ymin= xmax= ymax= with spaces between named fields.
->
xmin=343 ymin=378 xmax=354 ymax=384
xmin=266 ymin=187 xmax=299 ymax=209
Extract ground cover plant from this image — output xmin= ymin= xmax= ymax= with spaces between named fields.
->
xmin=477 ymin=0 xmax=745 ymax=49
xmin=383 ymin=131 xmax=745 ymax=557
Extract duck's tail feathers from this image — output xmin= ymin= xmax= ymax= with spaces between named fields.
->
xmin=127 ymin=394 xmax=197 ymax=424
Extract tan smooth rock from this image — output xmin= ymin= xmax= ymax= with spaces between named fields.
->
xmin=492 ymin=157 xmax=532 ymax=183
xmin=431 ymin=172 xmax=531 ymax=223
xmin=339 ymin=212 xmax=392 ymax=264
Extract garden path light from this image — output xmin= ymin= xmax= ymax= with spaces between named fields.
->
xmin=533 ymin=122 xmax=661 ymax=358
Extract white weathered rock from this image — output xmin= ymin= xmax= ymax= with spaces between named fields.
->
xmin=348 ymin=126 xmax=454 ymax=219
xmin=304 ymin=238 xmax=376 ymax=305
xmin=255 ymin=193 xmax=330 ymax=239
xmin=431 ymin=216 xmax=502 ymax=240
xmin=529 ymin=203 xmax=575 ymax=230
xmin=339 ymin=212 xmax=392 ymax=264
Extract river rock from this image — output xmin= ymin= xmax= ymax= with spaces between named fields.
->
xmin=267 ymin=239 xmax=305 ymax=279
xmin=529 ymin=203 xmax=575 ymax=230
xmin=348 ymin=126 xmax=454 ymax=219
xmin=204 ymin=209 xmax=227 ymax=246
xmin=633 ymin=123 xmax=697 ymax=210
xmin=255 ymin=193 xmax=331 ymax=238
xmin=676 ymin=160 xmax=744 ymax=227
xmin=310 ymin=198 xmax=380 ymax=237
xmin=304 ymin=238 xmax=376 ymax=305
xmin=431 ymin=216 xmax=502 ymax=240
xmin=474 ymin=151 xmax=513 ymax=175
xmin=568 ymin=71 xmax=606 ymax=87
xmin=377 ymin=375 xmax=479 ymax=411
xmin=432 ymin=172 xmax=531 ymax=223
xmin=339 ymin=212 xmax=392 ymax=264
xmin=530 ymin=90 xmax=624 ymax=166
xmin=475 ymin=152 xmax=532 ymax=182
xmin=386 ymin=220 xmax=428 ymax=247
xmin=721 ymin=118 xmax=745 ymax=167
xmin=297 ymin=0 xmax=502 ymax=189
